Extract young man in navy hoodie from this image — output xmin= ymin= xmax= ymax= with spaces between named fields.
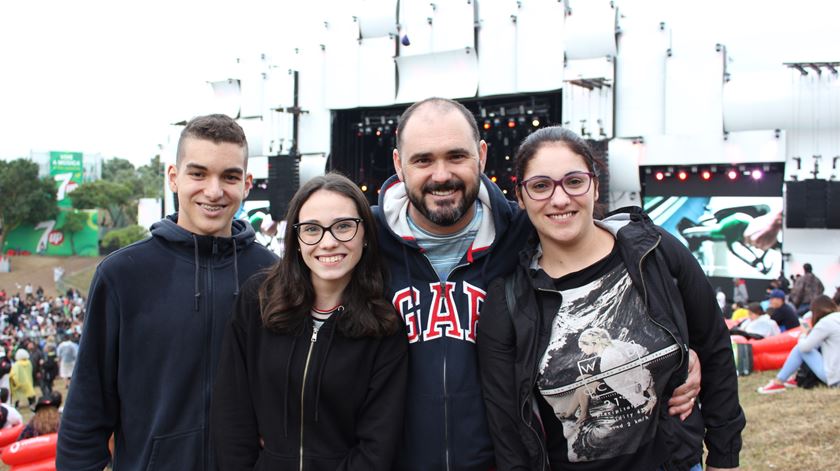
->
xmin=57 ymin=114 xmax=277 ymax=471
xmin=375 ymin=98 xmax=702 ymax=470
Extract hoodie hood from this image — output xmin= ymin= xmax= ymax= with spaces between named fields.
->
xmin=150 ymin=213 xmax=256 ymax=247
xmin=377 ymin=173 xmax=519 ymax=261
xmin=150 ymin=213 xmax=257 ymax=309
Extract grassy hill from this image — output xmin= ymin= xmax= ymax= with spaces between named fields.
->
xmin=0 ymin=255 xmax=101 ymax=298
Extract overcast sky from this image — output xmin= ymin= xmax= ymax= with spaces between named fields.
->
xmin=0 ymin=0 xmax=836 ymax=167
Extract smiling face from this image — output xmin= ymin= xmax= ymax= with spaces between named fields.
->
xmin=517 ymin=143 xmax=599 ymax=249
xmin=393 ymin=105 xmax=487 ymax=234
xmin=297 ymin=189 xmax=366 ymax=294
xmin=168 ymin=137 xmax=252 ymax=237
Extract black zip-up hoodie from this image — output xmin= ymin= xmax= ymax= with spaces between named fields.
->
xmin=210 ymin=274 xmax=409 ymax=470
xmin=374 ymin=174 xmax=534 ymax=470
xmin=57 ymin=215 xmax=277 ymax=471
xmin=478 ymin=207 xmax=745 ymax=471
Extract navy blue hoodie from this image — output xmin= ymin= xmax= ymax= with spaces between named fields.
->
xmin=374 ymin=174 xmax=533 ymax=470
xmin=57 ymin=215 xmax=277 ymax=471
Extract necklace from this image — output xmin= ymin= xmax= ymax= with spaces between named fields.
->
xmin=311 ymin=304 xmax=342 ymax=315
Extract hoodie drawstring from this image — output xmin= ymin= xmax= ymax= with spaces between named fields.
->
xmin=232 ymin=238 xmax=240 ymax=296
xmin=193 ymin=235 xmax=200 ymax=311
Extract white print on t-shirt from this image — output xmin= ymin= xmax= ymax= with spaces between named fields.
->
xmin=537 ymin=264 xmax=680 ymax=463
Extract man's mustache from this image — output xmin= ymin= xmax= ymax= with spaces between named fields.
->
xmin=422 ymin=180 xmax=464 ymax=194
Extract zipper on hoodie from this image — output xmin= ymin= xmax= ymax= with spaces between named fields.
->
xmin=638 ymin=236 xmax=687 ymax=369
xmin=441 ymin=261 xmax=468 ymax=471
xmin=299 ymin=323 xmax=321 ymax=471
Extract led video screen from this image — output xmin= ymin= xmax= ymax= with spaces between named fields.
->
xmin=642 ymin=196 xmax=783 ymax=279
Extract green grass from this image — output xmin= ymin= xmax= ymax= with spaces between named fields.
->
xmin=1 ymin=370 xmax=836 ymax=469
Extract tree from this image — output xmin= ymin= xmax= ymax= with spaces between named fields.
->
xmin=61 ymin=210 xmax=89 ymax=255
xmin=137 ymin=155 xmax=165 ymax=199
xmin=0 ymin=159 xmax=59 ymax=251
xmin=70 ymin=180 xmax=134 ymax=228
xmin=102 ymin=157 xmax=143 ymax=196
xmin=101 ymin=225 xmax=149 ymax=253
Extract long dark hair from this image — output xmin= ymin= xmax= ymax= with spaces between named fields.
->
xmin=259 ymin=172 xmax=400 ymax=338
xmin=513 ymin=126 xmax=607 ymax=217
xmin=810 ymin=295 xmax=838 ymax=327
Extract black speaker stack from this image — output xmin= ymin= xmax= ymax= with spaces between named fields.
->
xmin=267 ymin=155 xmax=300 ymax=220
xmin=785 ymin=180 xmax=840 ymax=229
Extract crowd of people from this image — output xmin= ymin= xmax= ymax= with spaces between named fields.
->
xmin=0 ymin=285 xmax=81 ymax=442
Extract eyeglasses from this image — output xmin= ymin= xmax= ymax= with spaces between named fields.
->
xmin=293 ymin=218 xmax=363 ymax=245
xmin=519 ymin=172 xmax=595 ymax=200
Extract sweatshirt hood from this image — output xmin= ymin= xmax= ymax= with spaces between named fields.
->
xmin=377 ymin=173 xmax=518 ymax=259
xmin=150 ymin=214 xmax=257 ymax=310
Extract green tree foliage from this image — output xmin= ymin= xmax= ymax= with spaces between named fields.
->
xmin=71 ymin=180 xmax=134 ymax=228
xmin=61 ymin=210 xmax=89 ymax=255
xmin=101 ymin=225 xmax=149 ymax=253
xmin=0 ymin=159 xmax=59 ymax=251
xmin=103 ymin=157 xmax=143 ymax=196
xmin=138 ymin=155 xmax=165 ymax=199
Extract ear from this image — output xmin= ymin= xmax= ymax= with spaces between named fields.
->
xmin=478 ymin=140 xmax=488 ymax=173
xmin=243 ymin=173 xmax=254 ymax=198
xmin=392 ymin=148 xmax=404 ymax=181
xmin=167 ymin=164 xmax=179 ymax=193
xmin=593 ymin=178 xmax=600 ymax=202
xmin=515 ymin=186 xmax=525 ymax=210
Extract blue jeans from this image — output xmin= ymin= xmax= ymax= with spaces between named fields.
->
xmin=657 ymin=464 xmax=702 ymax=471
xmin=776 ymin=345 xmax=827 ymax=382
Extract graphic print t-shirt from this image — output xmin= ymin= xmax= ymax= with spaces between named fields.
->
xmin=534 ymin=246 xmax=681 ymax=469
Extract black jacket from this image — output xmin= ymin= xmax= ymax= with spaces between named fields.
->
xmin=210 ymin=275 xmax=409 ymax=470
xmin=478 ymin=207 xmax=745 ymax=471
xmin=57 ymin=215 xmax=277 ymax=471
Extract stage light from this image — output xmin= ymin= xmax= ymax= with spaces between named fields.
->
xmin=751 ymin=169 xmax=763 ymax=180
xmin=677 ymin=171 xmax=688 ymax=181
xmin=727 ymin=169 xmax=738 ymax=180
xmin=360 ymin=184 xmax=368 ymax=192
xmin=502 ymin=189 xmax=508 ymax=194
xmin=701 ymin=170 xmax=712 ymax=180
xmin=504 ymin=155 xmax=510 ymax=161
xmin=483 ymin=121 xmax=491 ymax=130
xmin=375 ymin=128 xmax=382 ymax=137
xmin=507 ymin=120 xmax=516 ymax=128
xmin=655 ymin=171 xmax=665 ymax=181
xmin=490 ymin=175 xmax=498 ymax=183
xmin=532 ymin=119 xmax=540 ymax=127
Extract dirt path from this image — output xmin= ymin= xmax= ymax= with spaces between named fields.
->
xmin=0 ymin=255 xmax=102 ymax=298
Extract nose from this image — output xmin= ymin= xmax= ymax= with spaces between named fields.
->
xmin=430 ymin=160 xmax=453 ymax=182
xmin=204 ymin=177 xmax=224 ymax=200
xmin=548 ymin=183 xmax=571 ymax=206
xmin=318 ymin=230 xmax=341 ymax=248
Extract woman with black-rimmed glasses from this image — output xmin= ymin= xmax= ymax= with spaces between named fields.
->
xmin=211 ymin=172 xmax=407 ymax=470
xmin=477 ymin=127 xmax=744 ymax=471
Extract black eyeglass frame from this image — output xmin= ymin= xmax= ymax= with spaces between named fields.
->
xmin=518 ymin=172 xmax=596 ymax=200
xmin=292 ymin=217 xmax=364 ymax=245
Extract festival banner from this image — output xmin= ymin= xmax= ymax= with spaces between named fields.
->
xmin=2 ymin=210 xmax=99 ymax=257
xmin=50 ymin=151 xmax=84 ymax=208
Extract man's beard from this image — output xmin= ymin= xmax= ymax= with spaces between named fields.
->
xmin=407 ymin=177 xmax=480 ymax=227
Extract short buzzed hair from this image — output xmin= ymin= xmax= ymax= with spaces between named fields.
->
xmin=176 ymin=114 xmax=249 ymax=167
xmin=395 ymin=97 xmax=480 ymax=152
